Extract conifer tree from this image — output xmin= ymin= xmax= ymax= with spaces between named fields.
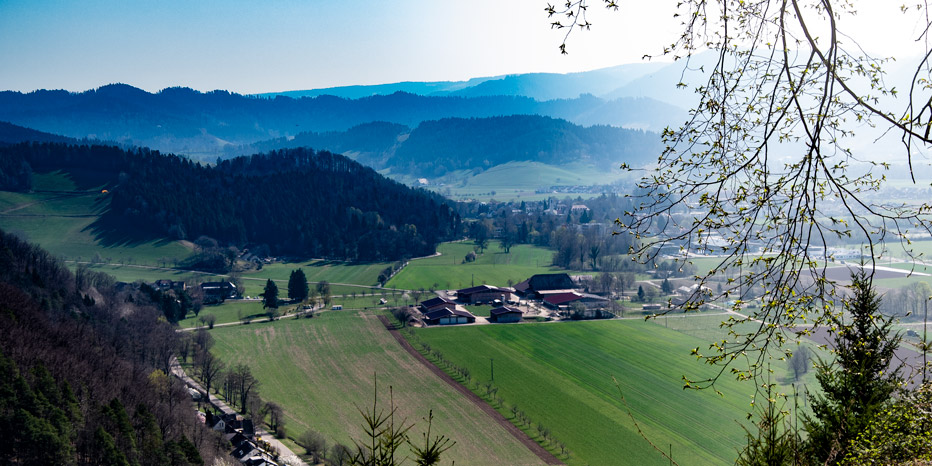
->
xmin=288 ymin=269 xmax=309 ymax=302
xmin=804 ymin=270 xmax=902 ymax=464
xmin=260 ymin=279 xmax=279 ymax=310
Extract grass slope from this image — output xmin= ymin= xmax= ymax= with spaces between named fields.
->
xmin=388 ymin=241 xmax=562 ymax=290
xmin=413 ymin=319 xmax=814 ymax=466
xmin=0 ymin=172 xmax=193 ymax=264
xmin=209 ymin=311 xmax=548 ymax=466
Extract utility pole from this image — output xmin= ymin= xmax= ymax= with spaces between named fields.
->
xmin=925 ymin=297 xmax=929 ymax=385
xmin=490 ymin=358 xmax=494 ymax=382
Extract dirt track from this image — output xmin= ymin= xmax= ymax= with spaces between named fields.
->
xmin=377 ymin=315 xmax=563 ymax=465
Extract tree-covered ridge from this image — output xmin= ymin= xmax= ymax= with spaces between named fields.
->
xmin=232 ymin=115 xmax=663 ymax=178
xmin=390 ymin=115 xmax=661 ymax=177
xmin=0 ymin=142 xmax=459 ymax=260
xmin=0 ymin=227 xmax=225 ymax=464
xmin=227 ymin=121 xmax=409 ymax=162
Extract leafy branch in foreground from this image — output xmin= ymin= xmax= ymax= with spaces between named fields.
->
xmin=551 ymin=0 xmax=932 ymax=388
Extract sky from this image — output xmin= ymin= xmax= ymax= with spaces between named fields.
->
xmin=0 ymin=1 xmax=924 ymax=95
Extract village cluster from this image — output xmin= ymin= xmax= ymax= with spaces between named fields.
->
xmin=415 ymin=273 xmax=612 ymax=325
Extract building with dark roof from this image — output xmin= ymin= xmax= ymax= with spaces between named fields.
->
xmin=456 ymin=285 xmax=511 ymax=304
xmin=419 ymin=296 xmax=456 ymax=312
xmin=201 ymin=281 xmax=238 ymax=304
xmin=423 ymin=307 xmax=477 ymax=325
xmin=488 ymin=306 xmax=524 ymax=323
xmin=515 ymin=273 xmax=576 ymax=298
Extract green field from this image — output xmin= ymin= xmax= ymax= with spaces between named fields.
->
xmin=0 ymin=172 xmax=194 ymax=264
xmin=209 ymin=311 xmax=548 ymax=466
xmin=388 ymin=241 xmax=562 ymax=290
xmin=240 ymin=260 xmax=391 ymax=288
xmin=389 ymin=161 xmax=632 ymax=202
xmin=413 ymin=318 xmax=816 ymax=466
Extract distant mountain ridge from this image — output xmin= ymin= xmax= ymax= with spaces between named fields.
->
xmin=0 ymin=84 xmax=684 ymax=160
xmin=260 ymin=61 xmax=669 ymax=101
xmin=228 ymin=115 xmax=662 ymax=178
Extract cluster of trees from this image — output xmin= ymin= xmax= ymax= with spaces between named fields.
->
xmin=0 ymin=227 xmax=227 ymax=464
xmin=460 ymin=193 xmax=650 ymax=271
xmin=0 ymin=142 xmax=460 ymax=261
xmin=738 ymin=272 xmax=927 ymax=465
xmin=287 ymin=269 xmax=309 ymax=302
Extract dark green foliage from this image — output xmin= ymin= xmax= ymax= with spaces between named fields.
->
xmin=804 ymin=271 xmax=902 ymax=464
xmin=0 ymin=143 xmax=459 ymax=261
xmin=0 ymin=228 xmax=223 ymax=464
xmin=390 ymin=115 xmax=661 ymax=177
xmin=661 ymin=278 xmax=673 ymax=294
xmin=138 ymin=283 xmax=192 ymax=323
xmin=736 ymin=387 xmax=799 ymax=466
xmin=288 ymin=269 xmax=309 ymax=302
xmin=261 ymin=279 xmax=279 ymax=310
xmin=843 ymin=383 xmax=932 ymax=464
xmin=409 ymin=410 xmax=456 ymax=466
xmin=95 ymin=426 xmax=131 ymax=466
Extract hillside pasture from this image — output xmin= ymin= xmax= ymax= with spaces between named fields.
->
xmin=413 ymin=318 xmax=815 ymax=466
xmin=209 ymin=311 xmax=548 ymax=466
xmin=0 ymin=171 xmax=194 ymax=264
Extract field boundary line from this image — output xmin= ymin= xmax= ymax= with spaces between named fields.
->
xmin=376 ymin=315 xmax=563 ymax=465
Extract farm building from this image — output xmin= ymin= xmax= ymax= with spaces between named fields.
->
xmin=540 ymin=291 xmax=609 ymax=310
xmin=423 ymin=308 xmax=477 ymax=325
xmin=488 ymin=306 xmax=524 ymax=323
xmin=420 ymin=296 xmax=456 ymax=312
xmin=201 ymin=281 xmax=238 ymax=303
xmin=456 ymin=285 xmax=512 ymax=304
xmin=514 ymin=273 xmax=576 ymax=298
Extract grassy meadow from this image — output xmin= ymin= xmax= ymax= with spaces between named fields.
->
xmin=0 ymin=171 xmax=195 ymax=264
xmin=209 ymin=311 xmax=549 ymax=466
xmin=412 ymin=318 xmax=818 ymax=466
xmin=387 ymin=240 xmax=562 ymax=290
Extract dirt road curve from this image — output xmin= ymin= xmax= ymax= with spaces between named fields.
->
xmin=377 ymin=316 xmax=563 ymax=465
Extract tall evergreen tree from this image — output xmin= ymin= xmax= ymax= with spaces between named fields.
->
xmin=288 ymin=269 xmax=309 ymax=302
xmin=260 ymin=279 xmax=279 ymax=310
xmin=804 ymin=270 xmax=902 ymax=464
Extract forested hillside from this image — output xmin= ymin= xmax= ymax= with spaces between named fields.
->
xmin=0 ymin=143 xmax=459 ymax=260
xmin=389 ymin=115 xmax=661 ymax=177
xmin=232 ymin=115 xmax=662 ymax=178
xmin=0 ymin=227 xmax=226 ymax=464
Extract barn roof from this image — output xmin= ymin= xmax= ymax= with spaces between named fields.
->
xmin=490 ymin=306 xmax=524 ymax=317
xmin=527 ymin=273 xmax=575 ymax=291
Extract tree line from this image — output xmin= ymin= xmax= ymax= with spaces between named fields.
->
xmin=0 ymin=142 xmax=460 ymax=261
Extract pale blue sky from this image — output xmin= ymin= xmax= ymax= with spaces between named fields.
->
xmin=0 ymin=1 xmax=918 ymax=94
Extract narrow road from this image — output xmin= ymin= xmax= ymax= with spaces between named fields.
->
xmin=170 ymin=357 xmax=309 ymax=466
